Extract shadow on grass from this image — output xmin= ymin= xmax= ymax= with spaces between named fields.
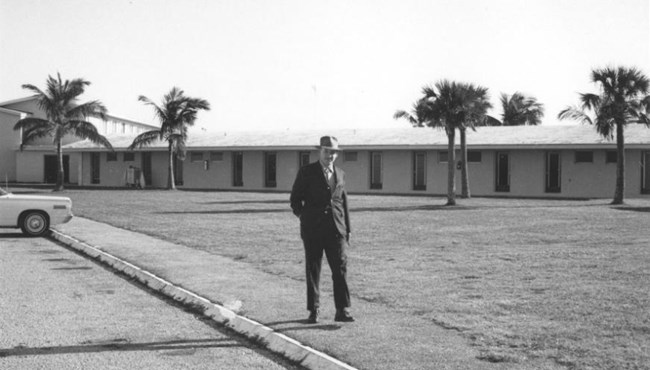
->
xmin=156 ymin=202 xmax=611 ymax=215
xmin=199 ymin=200 xmax=288 ymax=205
xmin=156 ymin=209 xmax=290 ymax=215
xmin=352 ymin=205 xmax=476 ymax=213
xmin=613 ymin=207 xmax=650 ymax=213
xmin=265 ymin=319 xmax=342 ymax=332
xmin=0 ymin=338 xmax=238 ymax=358
xmin=275 ymin=324 xmax=341 ymax=332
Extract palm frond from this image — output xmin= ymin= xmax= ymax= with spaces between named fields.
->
xmin=421 ymin=85 xmax=437 ymax=99
xmin=579 ymin=93 xmax=601 ymax=111
xmin=593 ymin=115 xmax=615 ymax=139
xmin=67 ymin=121 xmax=113 ymax=150
xmin=66 ymin=100 xmax=108 ymax=121
xmin=13 ymin=117 xmax=51 ymax=131
xmin=128 ymin=129 xmax=163 ymax=150
xmin=393 ymin=110 xmax=417 ymax=124
xmin=14 ymin=118 xmax=53 ymax=149
xmin=484 ymin=115 xmax=502 ymax=126
xmin=558 ymin=106 xmax=594 ymax=125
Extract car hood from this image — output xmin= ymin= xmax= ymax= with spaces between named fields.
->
xmin=2 ymin=193 xmax=72 ymax=203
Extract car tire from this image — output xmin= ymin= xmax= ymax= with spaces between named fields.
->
xmin=20 ymin=211 xmax=50 ymax=237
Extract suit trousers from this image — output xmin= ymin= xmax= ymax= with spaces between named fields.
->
xmin=302 ymin=222 xmax=350 ymax=312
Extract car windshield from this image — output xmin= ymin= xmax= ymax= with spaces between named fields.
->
xmin=0 ymin=187 xmax=8 ymax=196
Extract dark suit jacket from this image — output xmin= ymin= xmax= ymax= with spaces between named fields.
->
xmin=290 ymin=161 xmax=351 ymax=240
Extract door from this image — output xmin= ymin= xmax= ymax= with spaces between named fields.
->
xmin=412 ymin=151 xmax=426 ymax=190
xmin=44 ymin=155 xmax=69 ymax=184
xmin=264 ymin=152 xmax=277 ymax=188
xmin=496 ymin=152 xmax=510 ymax=192
xmin=642 ymin=151 xmax=650 ymax=194
xmin=370 ymin=152 xmax=383 ymax=189
xmin=545 ymin=152 xmax=561 ymax=193
xmin=232 ymin=152 xmax=243 ymax=187
xmin=141 ymin=152 xmax=152 ymax=187
xmin=173 ymin=154 xmax=183 ymax=186
xmin=90 ymin=153 xmax=100 ymax=184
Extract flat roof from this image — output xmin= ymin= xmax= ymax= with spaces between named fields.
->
xmin=61 ymin=124 xmax=650 ymax=151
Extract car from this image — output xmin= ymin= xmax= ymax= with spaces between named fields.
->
xmin=0 ymin=187 xmax=73 ymax=236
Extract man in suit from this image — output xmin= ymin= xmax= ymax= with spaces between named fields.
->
xmin=290 ymin=136 xmax=354 ymax=323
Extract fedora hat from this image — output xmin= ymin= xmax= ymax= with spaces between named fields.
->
xmin=316 ymin=136 xmax=342 ymax=151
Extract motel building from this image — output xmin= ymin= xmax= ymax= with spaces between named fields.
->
xmin=2 ymin=96 xmax=650 ymax=199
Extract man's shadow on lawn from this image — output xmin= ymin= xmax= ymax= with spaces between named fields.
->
xmin=264 ymin=319 xmax=341 ymax=332
xmin=157 ymin=209 xmax=289 ymax=215
xmin=199 ymin=200 xmax=288 ymax=205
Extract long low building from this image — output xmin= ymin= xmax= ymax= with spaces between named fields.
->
xmin=2 ymin=96 xmax=650 ymax=199
xmin=55 ymin=125 xmax=650 ymax=199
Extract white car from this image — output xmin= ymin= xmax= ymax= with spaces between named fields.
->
xmin=0 ymin=187 xmax=73 ymax=236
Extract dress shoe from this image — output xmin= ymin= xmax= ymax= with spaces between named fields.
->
xmin=334 ymin=309 xmax=355 ymax=322
xmin=307 ymin=309 xmax=319 ymax=324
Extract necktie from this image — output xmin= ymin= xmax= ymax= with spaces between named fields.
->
xmin=325 ymin=167 xmax=335 ymax=189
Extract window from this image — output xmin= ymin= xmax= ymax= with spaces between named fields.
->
xmin=264 ymin=152 xmax=277 ymax=188
xmin=467 ymin=151 xmax=482 ymax=163
xmin=439 ymin=151 xmax=479 ymax=163
xmin=107 ymin=152 xmax=118 ymax=162
xmin=344 ymin=152 xmax=358 ymax=162
xmin=412 ymin=152 xmax=426 ymax=191
xmin=123 ymin=152 xmax=135 ymax=161
xmin=370 ymin=152 xmax=383 ymax=189
xmin=575 ymin=151 xmax=593 ymax=163
xmin=190 ymin=152 xmax=204 ymax=162
xmin=299 ymin=151 xmax=311 ymax=168
xmin=606 ymin=151 xmax=617 ymax=164
xmin=233 ymin=151 xmax=243 ymax=187
xmin=210 ymin=151 xmax=224 ymax=161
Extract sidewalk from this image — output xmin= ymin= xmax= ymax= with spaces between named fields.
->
xmin=52 ymin=217 xmax=515 ymax=370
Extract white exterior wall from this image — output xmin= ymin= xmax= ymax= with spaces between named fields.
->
xmin=21 ymin=147 xmax=650 ymax=200
xmin=16 ymin=151 xmax=44 ymax=182
xmin=0 ymin=111 xmax=21 ymax=182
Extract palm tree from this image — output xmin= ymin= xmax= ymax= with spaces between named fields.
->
xmin=128 ymin=87 xmax=210 ymax=190
xmin=396 ymin=81 xmax=491 ymax=205
xmin=494 ymin=92 xmax=544 ymax=126
xmin=393 ymin=97 xmax=430 ymax=127
xmin=13 ymin=73 xmax=112 ymax=192
xmin=559 ymin=66 xmax=650 ymax=204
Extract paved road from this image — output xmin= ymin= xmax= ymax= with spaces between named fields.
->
xmin=0 ymin=230 xmax=302 ymax=370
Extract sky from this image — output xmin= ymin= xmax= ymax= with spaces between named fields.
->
xmin=1 ymin=0 xmax=648 ymax=132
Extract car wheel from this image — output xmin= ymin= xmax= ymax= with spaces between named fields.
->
xmin=20 ymin=211 xmax=49 ymax=237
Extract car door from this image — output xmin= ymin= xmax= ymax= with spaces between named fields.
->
xmin=0 ymin=193 xmax=20 ymax=227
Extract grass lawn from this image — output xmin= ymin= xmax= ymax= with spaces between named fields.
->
xmin=22 ymin=188 xmax=650 ymax=369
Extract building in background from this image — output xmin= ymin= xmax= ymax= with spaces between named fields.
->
xmin=2 ymin=96 xmax=650 ymax=199
xmin=0 ymin=96 xmax=157 ymax=185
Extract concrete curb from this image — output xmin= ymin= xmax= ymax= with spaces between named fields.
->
xmin=49 ymin=229 xmax=357 ymax=370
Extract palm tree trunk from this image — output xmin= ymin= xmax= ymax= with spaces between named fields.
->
xmin=55 ymin=139 xmax=64 ymax=192
xmin=168 ymin=142 xmax=176 ymax=190
xmin=460 ymin=128 xmax=470 ymax=198
xmin=446 ymin=128 xmax=456 ymax=206
xmin=612 ymin=122 xmax=625 ymax=204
